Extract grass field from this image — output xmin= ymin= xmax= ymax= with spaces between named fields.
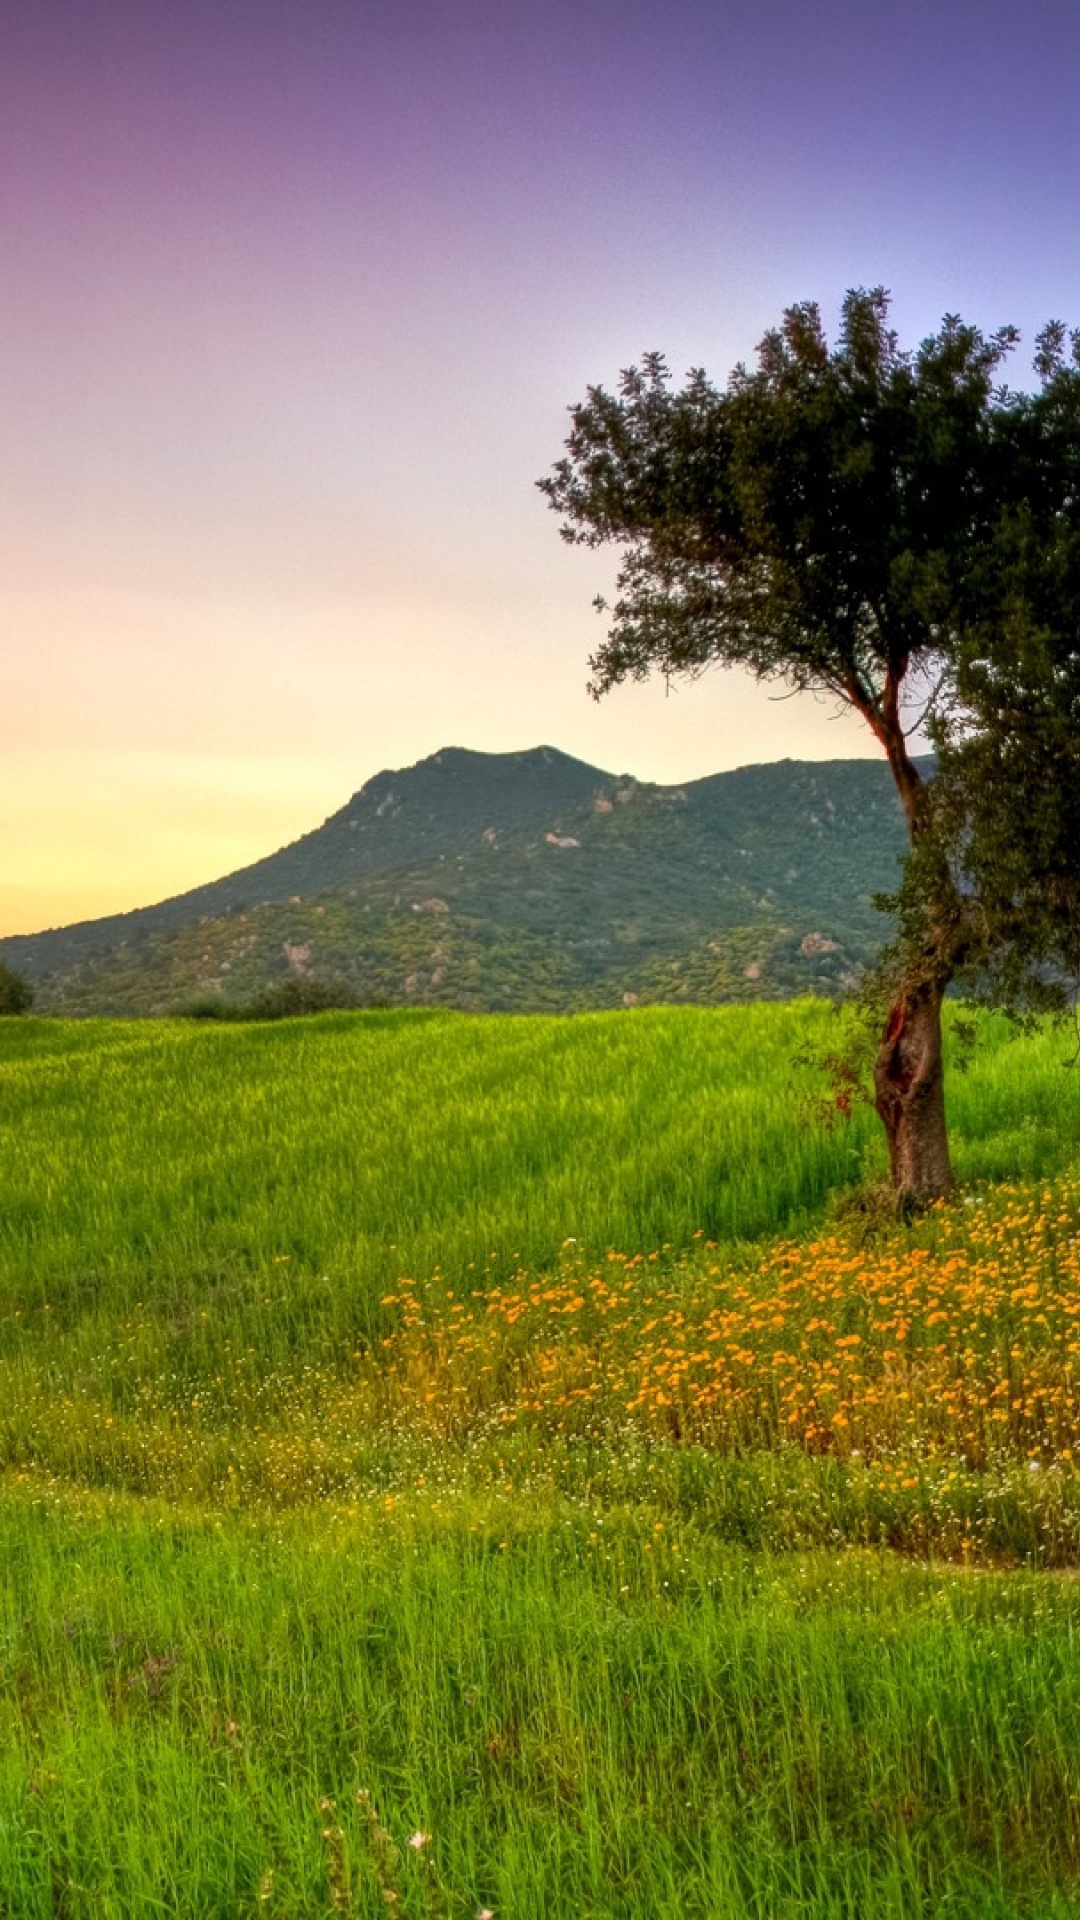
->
xmin=5 ymin=1004 xmax=1080 ymax=1915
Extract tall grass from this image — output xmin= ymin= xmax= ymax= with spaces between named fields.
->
xmin=2 ymin=1003 xmax=1077 ymax=1319
xmin=5 ymin=1004 xmax=1080 ymax=1915
xmin=3 ymin=1486 xmax=1080 ymax=1918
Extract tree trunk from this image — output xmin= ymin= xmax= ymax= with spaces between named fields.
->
xmin=873 ymin=976 xmax=953 ymax=1207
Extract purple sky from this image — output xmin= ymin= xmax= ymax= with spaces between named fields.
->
xmin=4 ymin=0 xmax=1079 ymax=931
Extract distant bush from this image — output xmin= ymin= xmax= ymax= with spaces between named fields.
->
xmin=174 ymin=977 xmax=363 ymax=1022
xmin=0 ymin=963 xmax=33 ymax=1015
xmin=247 ymin=976 xmax=362 ymax=1019
xmin=172 ymin=995 xmax=237 ymax=1021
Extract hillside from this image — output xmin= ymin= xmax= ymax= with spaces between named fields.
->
xmin=0 ymin=746 xmax=920 ymax=1015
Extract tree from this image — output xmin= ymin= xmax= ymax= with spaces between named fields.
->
xmin=0 ymin=961 xmax=33 ymax=1015
xmin=539 ymin=289 xmax=1026 ymax=1204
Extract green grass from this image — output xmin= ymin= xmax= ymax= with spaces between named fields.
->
xmin=3 ymin=1002 xmax=1078 ymax=1311
xmin=4 ymin=1486 xmax=1080 ymax=1918
xmin=5 ymin=1002 xmax=1080 ymax=1915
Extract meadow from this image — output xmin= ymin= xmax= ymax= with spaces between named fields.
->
xmin=4 ymin=1003 xmax=1080 ymax=1916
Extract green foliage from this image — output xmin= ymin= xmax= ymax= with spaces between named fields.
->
xmin=245 ymin=974 xmax=363 ymax=1017
xmin=177 ymin=975 xmax=365 ymax=1020
xmin=0 ymin=959 xmax=32 ymax=1014
xmin=923 ymin=335 xmax=1080 ymax=1014
xmin=540 ymin=290 xmax=1015 ymax=734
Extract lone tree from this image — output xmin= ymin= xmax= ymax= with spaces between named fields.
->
xmin=540 ymin=288 xmax=1071 ymax=1205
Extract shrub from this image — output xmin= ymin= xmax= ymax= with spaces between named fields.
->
xmin=0 ymin=963 xmax=33 ymax=1015
xmin=247 ymin=976 xmax=361 ymax=1019
xmin=174 ymin=977 xmax=362 ymax=1021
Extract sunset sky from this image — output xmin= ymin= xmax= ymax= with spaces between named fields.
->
xmin=4 ymin=0 xmax=1080 ymax=933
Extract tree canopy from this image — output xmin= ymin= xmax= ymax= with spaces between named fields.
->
xmin=540 ymin=289 xmax=1017 ymax=831
xmin=927 ymin=328 xmax=1080 ymax=1018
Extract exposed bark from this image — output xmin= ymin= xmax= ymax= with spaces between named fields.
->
xmin=883 ymin=736 xmax=926 ymax=838
xmin=848 ymin=660 xmax=955 ymax=1203
xmin=873 ymin=976 xmax=953 ymax=1206
xmin=848 ymin=657 xmax=929 ymax=837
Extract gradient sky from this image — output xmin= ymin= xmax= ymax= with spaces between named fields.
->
xmin=4 ymin=0 xmax=1080 ymax=932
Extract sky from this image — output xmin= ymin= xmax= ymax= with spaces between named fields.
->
xmin=4 ymin=0 xmax=1080 ymax=933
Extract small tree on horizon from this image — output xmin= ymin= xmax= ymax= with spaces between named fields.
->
xmin=0 ymin=961 xmax=33 ymax=1015
xmin=540 ymin=288 xmax=1077 ymax=1205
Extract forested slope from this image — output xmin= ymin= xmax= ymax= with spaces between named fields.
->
xmin=1 ymin=747 xmax=918 ymax=1014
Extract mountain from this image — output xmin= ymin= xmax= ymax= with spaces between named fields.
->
xmin=0 ymin=746 xmax=918 ymax=1015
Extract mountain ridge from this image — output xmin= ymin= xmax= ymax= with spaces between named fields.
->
xmin=1 ymin=746 xmax=920 ymax=1015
